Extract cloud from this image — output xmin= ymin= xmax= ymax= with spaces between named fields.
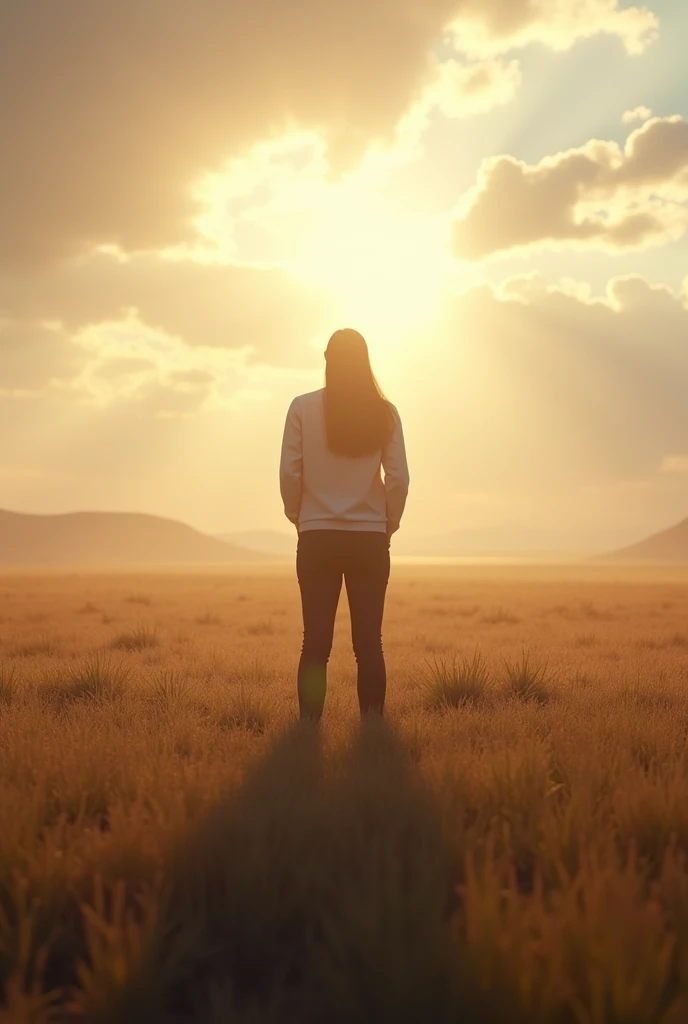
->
xmin=132 ymin=366 xmax=220 ymax=419
xmin=60 ymin=310 xmax=318 ymax=416
xmin=449 ymin=0 xmax=657 ymax=55
xmin=425 ymin=57 xmax=522 ymax=119
xmin=75 ymin=347 xmax=220 ymax=417
xmin=60 ymin=314 xmax=239 ymax=415
xmin=0 ymin=252 xmax=333 ymax=366
xmin=622 ymin=105 xmax=653 ymax=124
xmin=167 ymin=369 xmax=217 ymax=387
xmin=0 ymin=321 xmax=86 ymax=392
xmin=1 ymin=0 xmax=658 ymax=270
xmin=130 ymin=376 xmax=217 ymax=418
xmin=91 ymin=357 xmax=158 ymax=380
xmin=452 ymin=116 xmax=688 ymax=259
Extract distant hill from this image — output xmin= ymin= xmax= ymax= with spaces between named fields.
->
xmin=602 ymin=517 xmax=688 ymax=563
xmin=216 ymin=530 xmax=295 ymax=559
xmin=0 ymin=509 xmax=263 ymax=565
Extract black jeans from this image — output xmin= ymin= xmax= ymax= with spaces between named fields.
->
xmin=296 ymin=530 xmax=391 ymax=720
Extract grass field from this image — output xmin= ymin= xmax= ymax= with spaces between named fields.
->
xmin=1 ymin=564 xmax=688 ymax=1022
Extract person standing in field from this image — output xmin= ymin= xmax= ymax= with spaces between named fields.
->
xmin=279 ymin=328 xmax=410 ymax=721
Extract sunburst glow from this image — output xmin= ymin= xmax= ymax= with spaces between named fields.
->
xmin=195 ymin=132 xmax=454 ymax=342
xmin=292 ymin=194 xmax=452 ymax=339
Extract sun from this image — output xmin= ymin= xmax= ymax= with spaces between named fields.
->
xmin=194 ymin=132 xmax=454 ymax=347
xmin=291 ymin=190 xmax=451 ymax=342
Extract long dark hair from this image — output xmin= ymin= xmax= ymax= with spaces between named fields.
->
xmin=323 ymin=329 xmax=393 ymax=457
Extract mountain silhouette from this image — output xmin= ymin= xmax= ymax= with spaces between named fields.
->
xmin=0 ymin=509 xmax=263 ymax=565
xmin=602 ymin=517 xmax=688 ymax=563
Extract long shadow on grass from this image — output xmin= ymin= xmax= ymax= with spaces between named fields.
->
xmin=121 ymin=718 xmax=456 ymax=1024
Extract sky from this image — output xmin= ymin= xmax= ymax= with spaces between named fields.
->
xmin=1 ymin=0 xmax=687 ymax=546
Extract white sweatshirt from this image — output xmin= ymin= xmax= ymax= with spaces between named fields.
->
xmin=280 ymin=389 xmax=410 ymax=534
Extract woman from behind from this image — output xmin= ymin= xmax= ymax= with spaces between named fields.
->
xmin=279 ymin=328 xmax=410 ymax=721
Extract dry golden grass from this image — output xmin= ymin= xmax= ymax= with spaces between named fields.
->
xmin=1 ymin=564 xmax=688 ymax=1021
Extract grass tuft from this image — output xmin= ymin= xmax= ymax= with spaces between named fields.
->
xmin=77 ymin=601 xmax=100 ymax=615
xmin=195 ymin=611 xmax=222 ymax=626
xmin=152 ymin=668 xmax=190 ymax=708
xmin=504 ymin=648 xmax=551 ymax=704
xmin=246 ymin=619 xmax=275 ymax=637
xmin=12 ymin=635 xmax=59 ymax=657
xmin=110 ymin=625 xmax=159 ymax=651
xmin=456 ymin=604 xmax=480 ymax=618
xmin=219 ymin=687 xmax=270 ymax=733
xmin=422 ymin=650 xmax=490 ymax=710
xmin=0 ymin=662 xmax=17 ymax=706
xmin=623 ymin=673 xmax=676 ymax=712
xmin=482 ymin=606 xmax=521 ymax=625
xmin=47 ymin=654 xmax=131 ymax=705
xmin=573 ymin=631 xmax=598 ymax=648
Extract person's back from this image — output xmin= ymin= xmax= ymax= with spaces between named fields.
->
xmin=280 ymin=388 xmax=408 ymax=535
xmin=279 ymin=328 xmax=410 ymax=720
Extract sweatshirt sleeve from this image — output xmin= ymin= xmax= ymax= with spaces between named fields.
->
xmin=279 ymin=398 xmax=303 ymax=526
xmin=382 ymin=404 xmax=410 ymax=533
